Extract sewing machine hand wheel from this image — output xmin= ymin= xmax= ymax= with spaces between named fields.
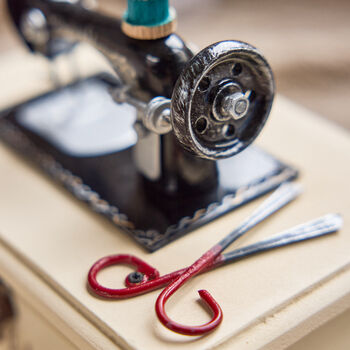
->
xmin=171 ymin=41 xmax=274 ymax=160
xmin=7 ymin=0 xmax=274 ymax=161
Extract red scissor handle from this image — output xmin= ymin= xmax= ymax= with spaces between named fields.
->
xmin=88 ymin=254 xmax=160 ymax=298
xmin=155 ymin=245 xmax=223 ymax=336
xmin=87 ymin=252 xmax=224 ymax=335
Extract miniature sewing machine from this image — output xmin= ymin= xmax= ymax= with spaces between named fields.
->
xmin=1 ymin=0 xmax=350 ymax=348
xmin=2 ymin=0 xmax=297 ymax=251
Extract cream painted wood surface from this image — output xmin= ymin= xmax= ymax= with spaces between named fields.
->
xmin=0 ymin=49 xmax=349 ymax=349
xmin=0 ymin=235 xmax=121 ymax=350
xmin=288 ymin=309 xmax=350 ymax=350
xmin=0 ymin=295 xmax=79 ymax=350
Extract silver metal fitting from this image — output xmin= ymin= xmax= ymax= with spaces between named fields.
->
xmin=20 ymin=8 xmax=49 ymax=46
xmin=143 ymin=97 xmax=172 ymax=134
xmin=221 ymin=92 xmax=249 ymax=120
xmin=212 ymin=81 xmax=250 ymax=122
xmin=110 ymin=86 xmax=172 ymax=135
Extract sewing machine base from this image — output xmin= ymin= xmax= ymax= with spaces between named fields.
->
xmin=0 ymin=77 xmax=298 ymax=251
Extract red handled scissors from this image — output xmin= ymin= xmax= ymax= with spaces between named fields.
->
xmin=88 ymin=183 xmax=342 ymax=336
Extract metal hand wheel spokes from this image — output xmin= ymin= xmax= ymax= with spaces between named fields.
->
xmin=171 ymin=40 xmax=274 ymax=160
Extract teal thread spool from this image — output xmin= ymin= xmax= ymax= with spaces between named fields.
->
xmin=124 ymin=0 xmax=172 ymax=27
xmin=122 ymin=0 xmax=176 ymax=40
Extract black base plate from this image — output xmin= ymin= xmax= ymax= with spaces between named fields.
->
xmin=0 ymin=77 xmax=298 ymax=251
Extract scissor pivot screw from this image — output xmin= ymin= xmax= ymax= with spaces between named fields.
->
xmin=127 ymin=271 xmax=144 ymax=284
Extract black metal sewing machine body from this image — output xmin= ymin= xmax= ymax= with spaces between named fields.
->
xmin=8 ymin=0 xmax=193 ymax=99
xmin=1 ymin=0 xmax=298 ymax=250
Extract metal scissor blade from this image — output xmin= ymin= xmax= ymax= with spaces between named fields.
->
xmin=222 ymin=213 xmax=342 ymax=263
xmin=219 ymin=182 xmax=303 ymax=250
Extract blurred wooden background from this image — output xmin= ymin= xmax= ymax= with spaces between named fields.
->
xmin=0 ymin=0 xmax=349 ymax=129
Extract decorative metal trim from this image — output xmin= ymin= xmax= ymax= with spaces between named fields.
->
xmin=0 ymin=119 xmax=297 ymax=251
